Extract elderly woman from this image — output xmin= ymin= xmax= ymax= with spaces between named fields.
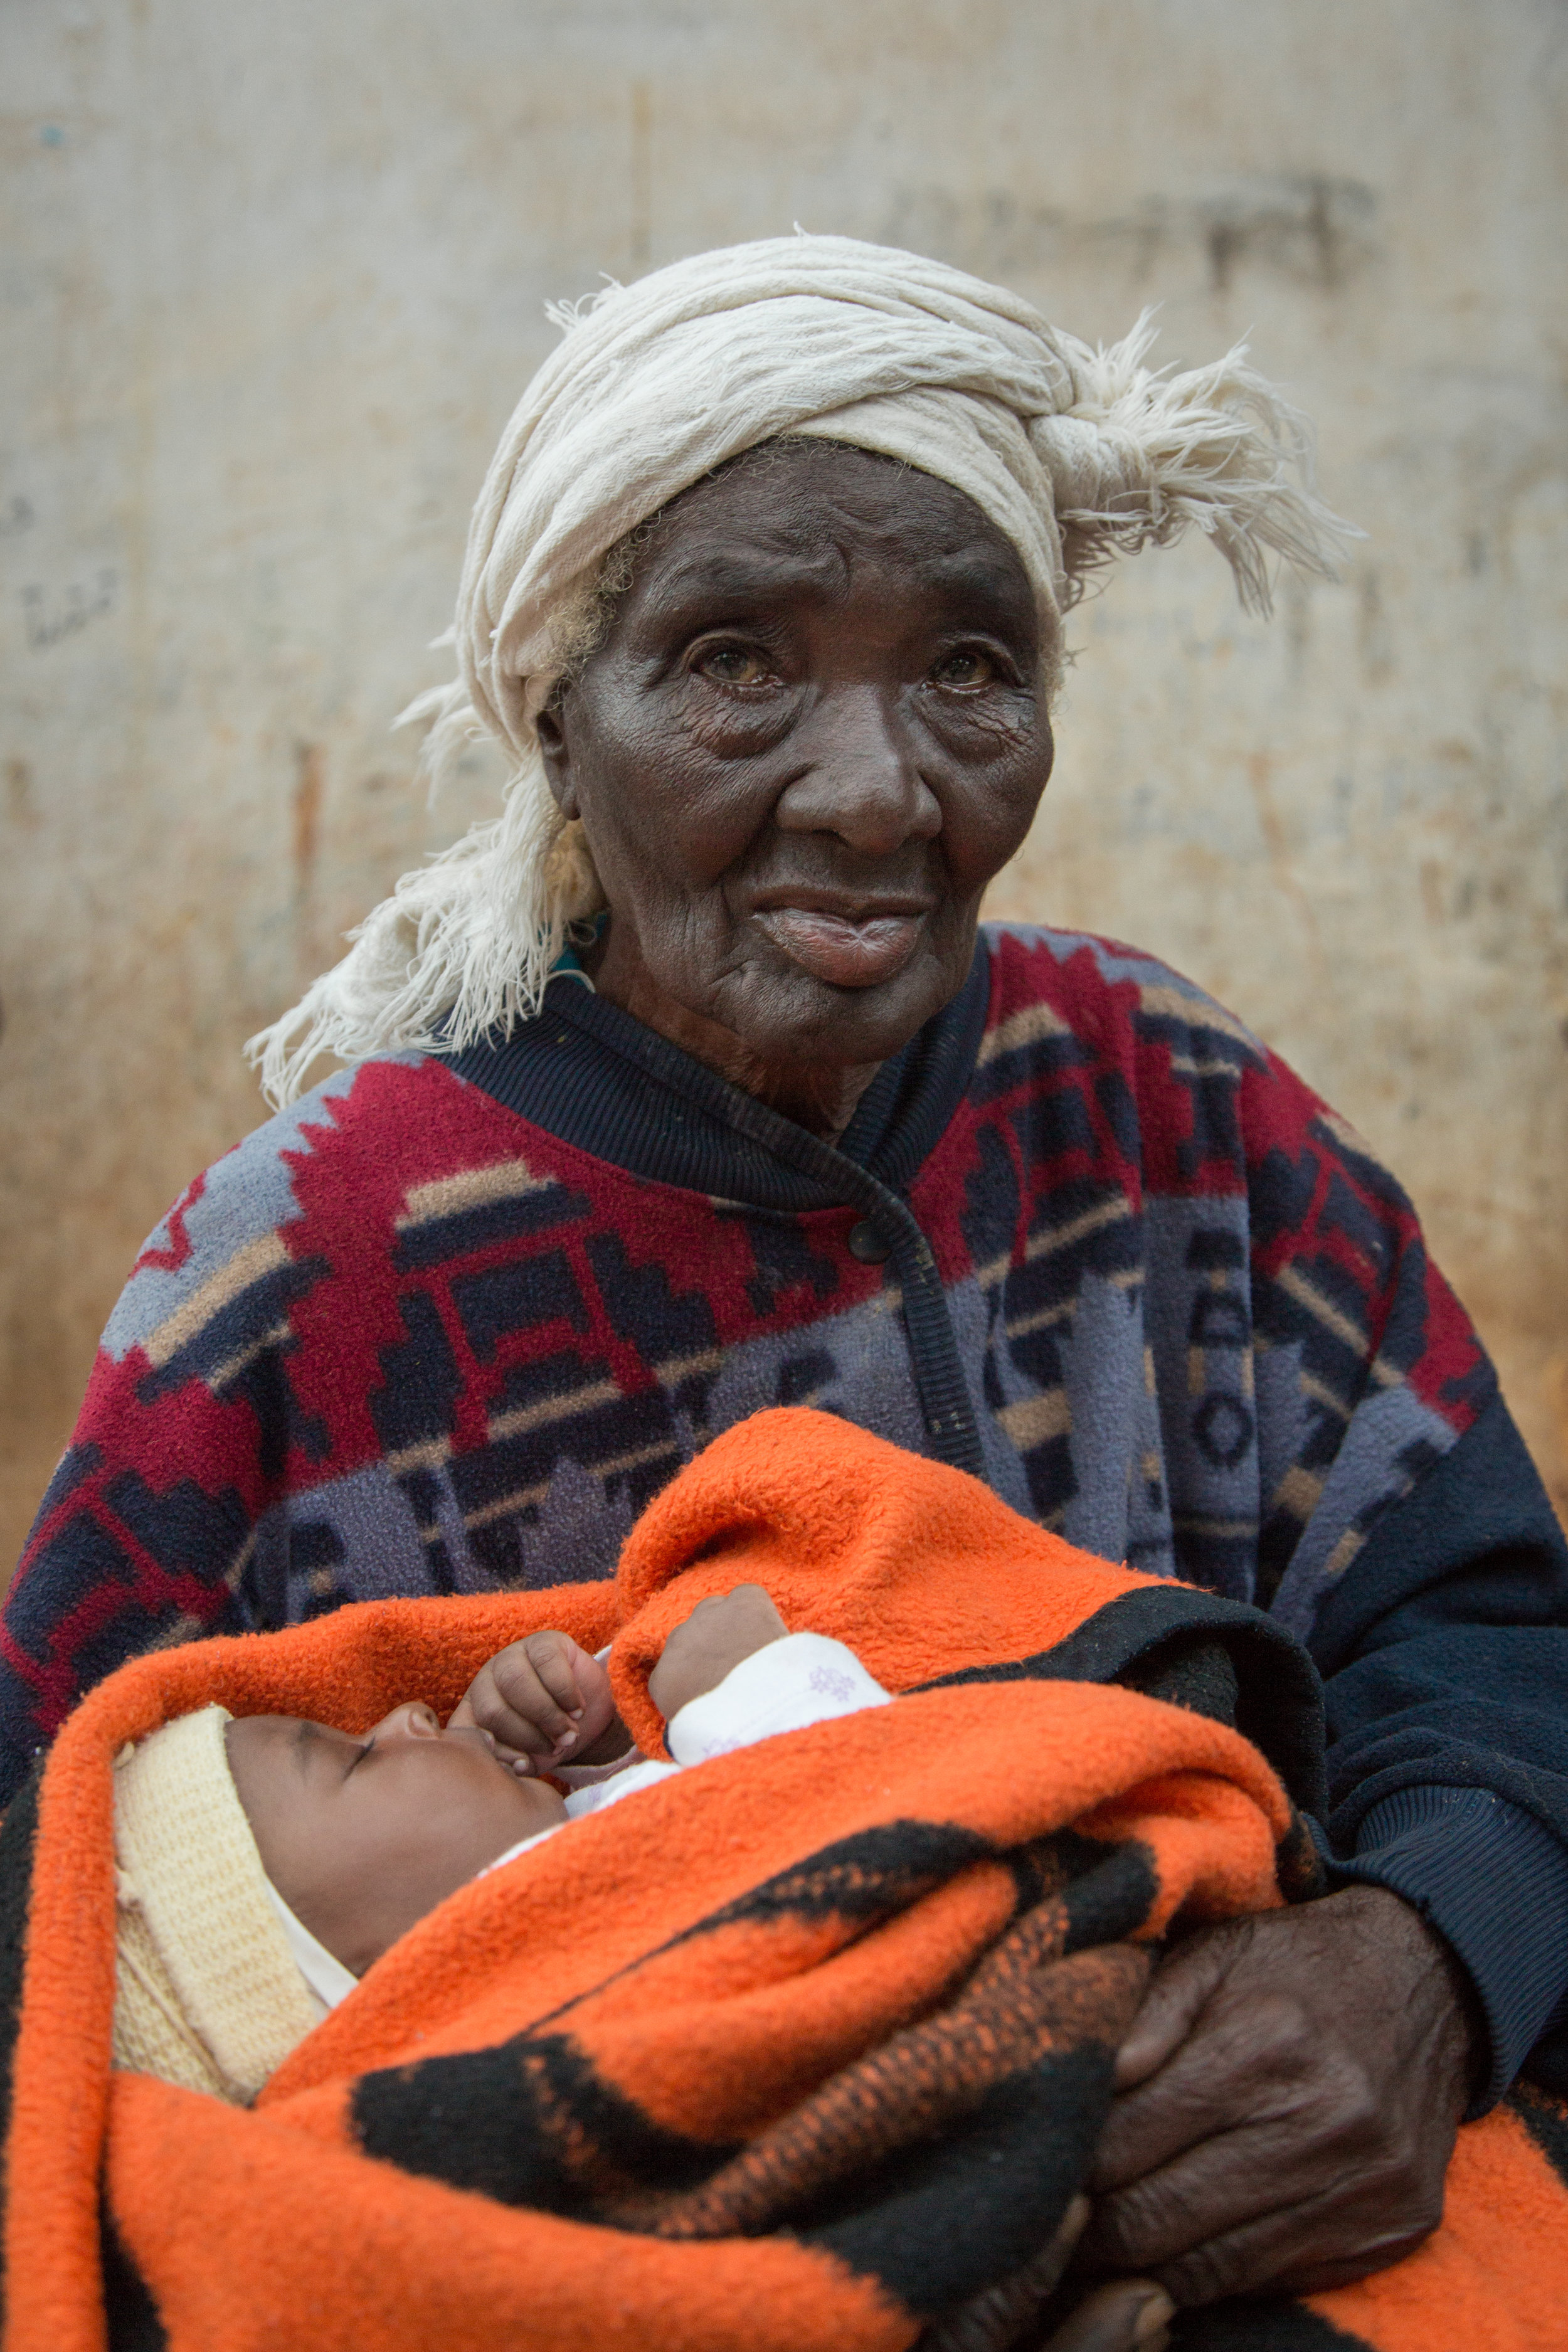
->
xmin=5 ymin=236 xmax=1567 ymax=2319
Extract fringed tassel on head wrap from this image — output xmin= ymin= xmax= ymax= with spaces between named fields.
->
xmin=249 ymin=771 xmax=584 ymax=1109
xmin=248 ymin=234 xmax=1355 ymax=1106
xmin=1039 ymin=312 xmax=1342 ymax=617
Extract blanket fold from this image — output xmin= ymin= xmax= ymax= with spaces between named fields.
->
xmin=1 ymin=1409 xmax=1564 ymax=2352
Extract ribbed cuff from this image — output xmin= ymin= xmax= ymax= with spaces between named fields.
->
xmin=1315 ymin=1786 xmax=1568 ymax=2114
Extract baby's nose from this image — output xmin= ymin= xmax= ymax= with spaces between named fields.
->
xmin=368 ymin=1700 xmax=443 ymax=1743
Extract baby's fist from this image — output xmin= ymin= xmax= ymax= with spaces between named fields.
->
xmin=450 ymin=1632 xmax=626 ymax=1773
xmin=648 ymin=1584 xmax=789 ymax=1723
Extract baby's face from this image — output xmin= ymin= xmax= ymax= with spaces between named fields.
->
xmin=226 ymin=1702 xmax=566 ymax=1979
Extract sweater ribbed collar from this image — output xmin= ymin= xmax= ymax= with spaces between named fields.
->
xmin=443 ymin=941 xmax=990 ymax=1214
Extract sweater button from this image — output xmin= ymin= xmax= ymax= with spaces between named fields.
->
xmin=847 ymin=1219 xmax=891 ymax=1264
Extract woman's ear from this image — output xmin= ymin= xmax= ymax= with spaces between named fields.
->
xmin=534 ymin=697 xmax=579 ymax=820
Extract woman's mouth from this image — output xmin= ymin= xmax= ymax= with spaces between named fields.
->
xmin=752 ymin=906 xmax=927 ymax=988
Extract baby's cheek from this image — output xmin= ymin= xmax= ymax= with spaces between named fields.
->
xmin=507 ymin=1776 xmax=569 ymax=1836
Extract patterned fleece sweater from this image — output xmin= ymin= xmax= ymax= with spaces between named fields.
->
xmin=6 ymin=924 xmax=1568 ymax=2104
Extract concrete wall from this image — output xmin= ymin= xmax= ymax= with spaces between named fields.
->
xmin=3 ymin=0 xmax=1565 ymax=1570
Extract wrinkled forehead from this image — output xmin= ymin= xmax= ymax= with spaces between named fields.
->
xmin=617 ymin=440 xmax=1041 ymax=633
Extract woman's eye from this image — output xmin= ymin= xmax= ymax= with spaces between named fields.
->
xmin=694 ymin=644 xmax=773 ymax=686
xmin=931 ymin=649 xmax=998 ymax=689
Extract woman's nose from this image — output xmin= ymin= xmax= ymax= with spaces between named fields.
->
xmin=775 ymin=685 xmax=940 ymax=854
xmin=366 ymin=1700 xmax=443 ymax=1744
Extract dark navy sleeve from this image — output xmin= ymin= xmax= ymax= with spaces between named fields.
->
xmin=1305 ymin=1392 xmax=1568 ymax=2112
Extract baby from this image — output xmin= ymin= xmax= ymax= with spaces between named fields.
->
xmin=111 ymin=1587 xmax=890 ymax=2100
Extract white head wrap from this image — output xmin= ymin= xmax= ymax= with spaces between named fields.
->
xmin=251 ymin=233 xmax=1353 ymax=1105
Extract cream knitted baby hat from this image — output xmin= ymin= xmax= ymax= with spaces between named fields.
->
xmin=112 ymin=1705 xmax=322 ymax=2103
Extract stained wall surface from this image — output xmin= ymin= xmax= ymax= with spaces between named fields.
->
xmin=3 ymin=0 xmax=1565 ymax=1572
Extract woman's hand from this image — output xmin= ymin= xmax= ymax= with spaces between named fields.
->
xmin=1082 ymin=1886 xmax=1477 ymax=2304
xmin=940 ymin=2199 xmax=1175 ymax=2352
xmin=648 ymin=1584 xmax=789 ymax=1721
xmin=448 ymin=1632 xmax=628 ymax=1772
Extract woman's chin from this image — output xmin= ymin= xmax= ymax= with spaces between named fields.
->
xmin=717 ymin=945 xmax=959 ymax=1083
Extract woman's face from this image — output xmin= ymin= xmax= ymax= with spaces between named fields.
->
xmin=536 ymin=443 xmax=1054 ymax=1091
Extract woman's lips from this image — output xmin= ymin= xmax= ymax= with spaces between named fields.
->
xmin=753 ymin=906 xmax=926 ymax=988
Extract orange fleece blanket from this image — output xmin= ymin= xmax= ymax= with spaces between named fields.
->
xmin=1 ymin=1409 xmax=1564 ymax=2352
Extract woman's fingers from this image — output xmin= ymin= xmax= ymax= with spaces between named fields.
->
xmin=1039 ymin=2193 xmax=1090 ymax=2287
xmin=1093 ymin=2177 xmax=1436 ymax=2308
xmin=1083 ymin=1889 xmax=1468 ymax=2304
xmin=1017 ymin=2206 xmax=1172 ymax=2352
xmin=1088 ymin=2084 xmax=1441 ymax=2295
xmin=1044 ymin=2281 xmax=1173 ymax=2352
xmin=1091 ymin=1984 xmax=1310 ymax=2189
xmin=1109 ymin=1917 xmax=1254 ymax=2092
xmin=1087 ymin=2103 xmax=1306 ymax=2274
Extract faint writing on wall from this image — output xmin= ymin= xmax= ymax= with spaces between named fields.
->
xmin=19 ymin=571 xmax=117 ymax=650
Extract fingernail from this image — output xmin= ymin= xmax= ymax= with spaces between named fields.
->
xmin=1133 ymin=2290 xmax=1175 ymax=2344
xmin=554 ymin=1729 xmax=577 ymax=1751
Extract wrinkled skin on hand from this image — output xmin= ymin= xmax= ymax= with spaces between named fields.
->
xmin=1082 ymin=1885 xmax=1478 ymax=2306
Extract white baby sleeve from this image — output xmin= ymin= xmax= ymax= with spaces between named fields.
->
xmin=564 ymin=1757 xmax=683 ymax=1819
xmin=561 ymin=1633 xmax=889 ymax=1821
xmin=665 ymin=1632 xmax=891 ymax=1766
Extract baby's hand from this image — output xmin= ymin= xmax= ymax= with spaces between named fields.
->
xmin=449 ymin=1633 xmax=627 ymax=1774
xmin=648 ymin=1584 xmax=789 ymax=1722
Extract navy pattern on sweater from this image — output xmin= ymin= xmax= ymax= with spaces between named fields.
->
xmin=6 ymin=924 xmax=1568 ymax=2102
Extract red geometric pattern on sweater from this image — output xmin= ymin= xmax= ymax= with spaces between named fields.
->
xmin=0 ymin=927 xmax=1493 ymax=1772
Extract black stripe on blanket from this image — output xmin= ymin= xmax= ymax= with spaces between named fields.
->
xmin=102 ymin=2210 xmax=167 ymax=2352
xmin=354 ymin=2026 xmax=739 ymax=2213
xmin=351 ymin=1820 xmax=1162 ymax=2338
xmin=351 ymin=1820 xmax=993 ymax=2211
xmin=804 ymin=2039 xmax=1115 ymax=2316
xmin=1 ymin=1770 xmax=169 ymax=2351
xmin=792 ymin=1848 xmax=1163 ymax=2318
xmin=916 ymin=1584 xmax=1328 ymax=1821
xmin=0 ymin=1761 xmax=43 ymax=2261
xmin=1171 ymin=2299 xmax=1366 ymax=2348
xmin=1510 ymin=2076 xmax=1568 ymax=2186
